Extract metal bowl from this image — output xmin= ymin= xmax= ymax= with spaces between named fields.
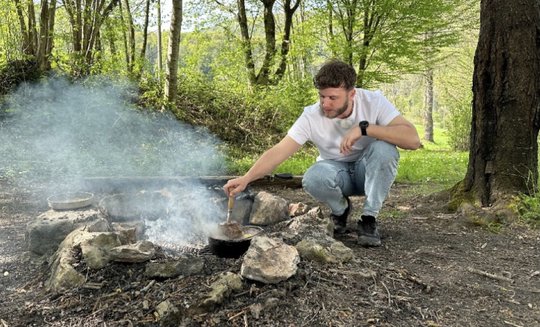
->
xmin=47 ymin=192 xmax=94 ymax=210
xmin=208 ymin=226 xmax=263 ymax=258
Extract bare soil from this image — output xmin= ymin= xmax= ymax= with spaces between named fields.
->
xmin=1 ymin=177 xmax=539 ymax=327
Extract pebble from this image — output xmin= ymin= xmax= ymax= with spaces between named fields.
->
xmin=3 ymin=271 xmax=9 ymax=277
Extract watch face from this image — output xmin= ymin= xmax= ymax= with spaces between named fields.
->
xmin=360 ymin=121 xmax=368 ymax=128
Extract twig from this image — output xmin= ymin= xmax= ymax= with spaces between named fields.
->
xmin=406 ymin=274 xmax=433 ymax=293
xmin=504 ymin=321 xmax=524 ymax=327
xmin=380 ymin=281 xmax=392 ymax=306
xmin=317 ymin=276 xmax=347 ymax=287
xmin=82 ymin=282 xmax=103 ymax=290
xmin=141 ymin=280 xmax=156 ymax=292
xmin=467 ymin=267 xmax=514 ymax=283
xmin=328 ymin=268 xmax=377 ymax=279
xmin=228 ymin=309 xmax=248 ymax=321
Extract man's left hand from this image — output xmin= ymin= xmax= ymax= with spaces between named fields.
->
xmin=340 ymin=126 xmax=362 ymax=155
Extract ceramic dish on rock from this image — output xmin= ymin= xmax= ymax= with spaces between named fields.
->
xmin=47 ymin=192 xmax=94 ymax=210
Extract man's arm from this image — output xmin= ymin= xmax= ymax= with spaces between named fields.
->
xmin=340 ymin=115 xmax=421 ymax=154
xmin=224 ymin=136 xmax=302 ymax=196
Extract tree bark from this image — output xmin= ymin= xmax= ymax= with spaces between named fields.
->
xmin=13 ymin=0 xmax=31 ymax=54
xmin=461 ymin=0 xmax=540 ymax=206
xmin=165 ymin=0 xmax=183 ymax=103
xmin=423 ymin=68 xmax=434 ymax=142
xmin=156 ymin=0 xmax=163 ymax=80
xmin=274 ymin=0 xmax=301 ymax=81
xmin=118 ymin=0 xmax=130 ymax=71
xmin=138 ymin=0 xmax=151 ymax=77
xmin=122 ymin=0 xmax=136 ymax=73
xmin=236 ymin=0 xmax=257 ymax=85
xmin=36 ymin=0 xmax=50 ymax=70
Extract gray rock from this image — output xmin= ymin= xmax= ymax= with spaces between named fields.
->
xmin=197 ymin=272 xmax=243 ymax=311
xmin=155 ymin=300 xmax=183 ymax=326
xmin=80 ymin=232 xmax=123 ymax=269
xmin=240 ymin=236 xmax=300 ymax=284
xmin=145 ymin=255 xmax=204 ymax=278
xmin=109 ymin=240 xmax=156 ymax=263
xmin=25 ymin=209 xmax=100 ymax=255
xmin=295 ymin=235 xmax=354 ymax=264
xmin=249 ymin=191 xmax=289 ymax=225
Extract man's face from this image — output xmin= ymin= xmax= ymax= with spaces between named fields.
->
xmin=318 ymin=87 xmax=355 ymax=119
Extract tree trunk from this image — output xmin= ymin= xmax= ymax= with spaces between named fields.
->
xmin=118 ymin=0 xmax=130 ymax=72
xmin=255 ymin=0 xmax=277 ymax=85
xmin=165 ymin=0 xmax=183 ymax=103
xmin=236 ymin=0 xmax=257 ymax=85
xmin=122 ymin=0 xmax=136 ymax=74
xmin=274 ymin=0 xmax=301 ymax=82
xmin=62 ymin=0 xmax=120 ymax=73
xmin=13 ymin=0 xmax=31 ymax=54
xmin=461 ymin=0 xmax=540 ymax=206
xmin=36 ymin=0 xmax=50 ymax=70
xmin=45 ymin=0 xmax=57 ymax=66
xmin=138 ymin=0 xmax=151 ymax=77
xmin=26 ymin=0 xmax=38 ymax=54
xmin=423 ymin=68 xmax=434 ymax=142
xmin=156 ymin=0 xmax=163 ymax=80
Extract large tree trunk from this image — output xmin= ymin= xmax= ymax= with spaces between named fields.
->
xmin=164 ymin=0 xmax=183 ymax=103
xmin=461 ymin=0 xmax=540 ymax=206
xmin=423 ymin=68 xmax=434 ymax=142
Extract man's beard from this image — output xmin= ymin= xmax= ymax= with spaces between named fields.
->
xmin=320 ymin=98 xmax=349 ymax=119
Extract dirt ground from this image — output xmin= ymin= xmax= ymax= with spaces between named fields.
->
xmin=0 ymin=176 xmax=539 ymax=327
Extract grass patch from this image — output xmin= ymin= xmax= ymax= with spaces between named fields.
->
xmin=513 ymin=193 xmax=540 ymax=228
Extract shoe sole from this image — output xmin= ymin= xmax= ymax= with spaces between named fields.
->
xmin=357 ymin=235 xmax=382 ymax=247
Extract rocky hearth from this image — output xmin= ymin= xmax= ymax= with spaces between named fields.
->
xmin=24 ymin=185 xmax=354 ymax=324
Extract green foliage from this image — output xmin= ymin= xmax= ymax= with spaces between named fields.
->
xmin=397 ymin=148 xmax=467 ymax=185
xmin=435 ymin=34 xmax=476 ymax=151
xmin=0 ymin=59 xmax=42 ymax=95
xmin=514 ymin=193 xmax=540 ymax=228
xmin=397 ymin=126 xmax=468 ymax=185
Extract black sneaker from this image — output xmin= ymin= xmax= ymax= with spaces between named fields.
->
xmin=331 ymin=197 xmax=351 ymax=234
xmin=357 ymin=215 xmax=381 ymax=247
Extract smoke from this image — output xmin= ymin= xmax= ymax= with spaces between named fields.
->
xmin=0 ymin=77 xmax=230 ymax=245
xmin=1 ymin=77 xmax=226 ymax=182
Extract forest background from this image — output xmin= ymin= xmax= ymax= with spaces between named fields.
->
xmin=0 ymin=0 xmax=481 ymax=194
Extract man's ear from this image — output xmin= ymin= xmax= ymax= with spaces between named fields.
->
xmin=349 ymin=88 xmax=356 ymax=100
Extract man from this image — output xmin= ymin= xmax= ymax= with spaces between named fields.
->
xmin=224 ymin=59 xmax=420 ymax=247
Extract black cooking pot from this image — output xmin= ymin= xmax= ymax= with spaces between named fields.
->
xmin=208 ymin=226 xmax=263 ymax=258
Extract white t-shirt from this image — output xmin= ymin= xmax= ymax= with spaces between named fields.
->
xmin=287 ymin=88 xmax=400 ymax=162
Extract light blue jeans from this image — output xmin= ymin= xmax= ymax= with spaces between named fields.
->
xmin=302 ymin=140 xmax=399 ymax=218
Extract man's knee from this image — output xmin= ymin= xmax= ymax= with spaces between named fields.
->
xmin=302 ymin=162 xmax=339 ymax=194
xmin=366 ymin=141 xmax=399 ymax=163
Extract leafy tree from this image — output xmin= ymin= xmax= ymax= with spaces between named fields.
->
xmin=212 ymin=0 xmax=301 ymax=86
xmin=320 ymin=0 xmax=461 ymax=87
xmin=61 ymin=0 xmax=120 ymax=75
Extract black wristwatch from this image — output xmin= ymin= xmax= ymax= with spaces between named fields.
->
xmin=359 ymin=120 xmax=369 ymax=136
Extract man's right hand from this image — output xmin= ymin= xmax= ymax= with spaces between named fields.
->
xmin=223 ymin=176 xmax=250 ymax=197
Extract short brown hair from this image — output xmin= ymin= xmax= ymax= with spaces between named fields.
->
xmin=313 ymin=60 xmax=357 ymax=90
